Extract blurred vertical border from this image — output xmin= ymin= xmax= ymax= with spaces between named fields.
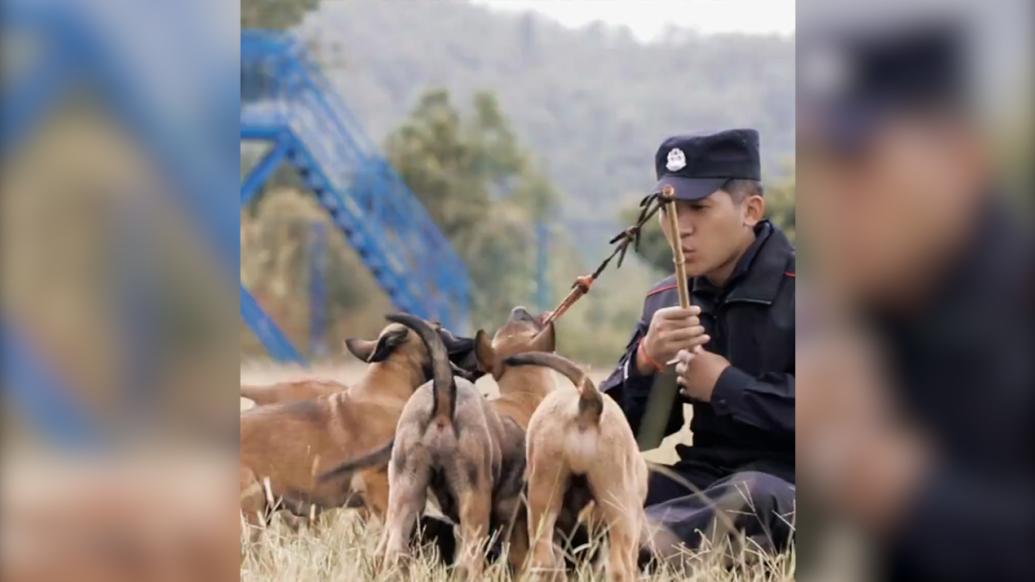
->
xmin=2 ymin=0 xmax=240 ymax=579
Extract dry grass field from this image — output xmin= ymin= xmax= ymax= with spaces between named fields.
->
xmin=240 ymin=361 xmax=795 ymax=581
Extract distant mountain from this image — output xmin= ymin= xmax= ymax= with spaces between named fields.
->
xmin=297 ymin=0 xmax=794 ymax=229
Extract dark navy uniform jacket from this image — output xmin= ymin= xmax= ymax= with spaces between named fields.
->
xmin=600 ymin=220 xmax=795 ymax=483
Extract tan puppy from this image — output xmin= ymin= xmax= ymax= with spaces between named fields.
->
xmin=506 ymin=352 xmax=648 ymax=582
xmin=240 ymin=321 xmax=476 ymax=526
xmin=240 ymin=379 xmax=347 ymax=406
xmin=322 ymin=307 xmax=556 ymax=576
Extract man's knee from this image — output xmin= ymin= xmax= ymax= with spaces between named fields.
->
xmin=724 ymin=471 xmax=795 ymax=513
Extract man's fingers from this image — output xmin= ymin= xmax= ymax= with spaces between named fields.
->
xmin=662 ymin=327 xmax=706 ymax=343
xmin=659 ymin=317 xmax=700 ymax=332
xmin=657 ymin=305 xmax=701 ymax=320
xmin=690 ymin=334 xmax=711 ymax=348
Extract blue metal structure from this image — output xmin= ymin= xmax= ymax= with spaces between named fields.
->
xmin=308 ymin=222 xmax=329 ymax=358
xmin=240 ymin=30 xmax=471 ymax=359
xmin=535 ymin=220 xmax=550 ymax=313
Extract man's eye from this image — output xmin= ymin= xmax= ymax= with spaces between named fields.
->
xmin=690 ymin=204 xmax=706 ymax=211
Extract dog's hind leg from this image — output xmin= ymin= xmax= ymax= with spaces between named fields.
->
xmin=453 ymin=476 xmax=492 ymax=579
xmin=380 ymin=458 xmax=431 ymax=569
xmin=591 ymin=478 xmax=643 ymax=582
xmin=526 ymin=461 xmax=569 ymax=581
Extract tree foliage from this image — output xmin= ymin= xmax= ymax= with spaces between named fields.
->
xmin=385 ymin=90 xmax=559 ymax=329
xmin=242 ymin=0 xmax=320 ymax=30
xmin=298 ymin=0 xmax=794 ymax=233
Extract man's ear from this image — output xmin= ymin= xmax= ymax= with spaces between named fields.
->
xmin=743 ymin=195 xmax=765 ymax=227
xmin=474 ymin=330 xmax=495 ymax=373
xmin=531 ymin=322 xmax=556 ymax=353
xmin=344 ymin=338 xmax=376 ymax=362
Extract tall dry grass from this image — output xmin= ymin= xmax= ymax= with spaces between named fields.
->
xmin=241 ymin=508 xmax=794 ymax=582
xmin=240 ymin=363 xmax=794 ymax=581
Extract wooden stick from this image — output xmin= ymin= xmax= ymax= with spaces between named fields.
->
xmin=636 ymin=184 xmax=691 ymax=451
xmin=661 ymin=186 xmax=691 ymax=309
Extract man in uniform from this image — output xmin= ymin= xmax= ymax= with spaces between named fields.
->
xmin=600 ymin=129 xmax=795 ymax=558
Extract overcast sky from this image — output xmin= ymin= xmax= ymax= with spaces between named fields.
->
xmin=469 ymin=0 xmax=795 ymax=42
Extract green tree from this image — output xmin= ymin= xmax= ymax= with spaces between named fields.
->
xmin=385 ymin=89 xmax=559 ymax=329
xmin=242 ymin=0 xmax=321 ymax=29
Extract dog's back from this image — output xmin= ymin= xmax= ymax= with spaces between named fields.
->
xmin=240 ymin=379 xmax=346 ymax=406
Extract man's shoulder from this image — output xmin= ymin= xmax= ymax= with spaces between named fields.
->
xmin=645 ymin=275 xmax=678 ymax=299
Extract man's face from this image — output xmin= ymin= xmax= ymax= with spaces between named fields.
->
xmin=799 ymin=115 xmax=985 ymax=305
xmin=659 ymin=190 xmax=754 ymax=278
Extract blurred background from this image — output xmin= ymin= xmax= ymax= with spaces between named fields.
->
xmin=2 ymin=0 xmax=239 ymax=580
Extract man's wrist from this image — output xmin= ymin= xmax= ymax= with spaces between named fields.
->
xmin=635 ymin=340 xmax=662 ymax=376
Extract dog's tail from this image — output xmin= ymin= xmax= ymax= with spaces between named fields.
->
xmin=317 ymin=440 xmax=394 ymax=482
xmin=386 ymin=313 xmax=455 ymax=427
xmin=504 ymin=352 xmax=603 ymax=427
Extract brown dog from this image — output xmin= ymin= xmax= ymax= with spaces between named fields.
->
xmin=239 ymin=320 xmax=476 ymax=527
xmin=321 ymin=307 xmax=556 ymax=576
xmin=506 ymin=352 xmax=648 ymax=582
xmin=239 ymin=323 xmax=477 ymax=407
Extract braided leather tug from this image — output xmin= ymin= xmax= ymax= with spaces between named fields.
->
xmin=540 ymin=188 xmax=670 ymax=326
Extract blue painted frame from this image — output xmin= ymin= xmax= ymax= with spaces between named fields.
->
xmin=240 ymin=30 xmax=472 ymax=355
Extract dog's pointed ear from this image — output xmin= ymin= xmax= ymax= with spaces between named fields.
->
xmin=366 ymin=327 xmax=409 ymax=363
xmin=344 ymin=338 xmax=377 ymax=362
xmin=474 ymin=329 xmax=495 ymax=373
xmin=531 ymin=321 xmax=556 ymax=353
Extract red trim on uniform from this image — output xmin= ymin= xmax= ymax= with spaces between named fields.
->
xmin=645 ymin=283 xmax=678 ymax=297
xmin=784 ymin=272 xmax=796 ymax=278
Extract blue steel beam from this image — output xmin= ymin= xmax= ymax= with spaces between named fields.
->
xmin=308 ymin=222 xmax=328 ymax=358
xmin=240 ymin=284 xmax=304 ymax=364
xmin=535 ymin=220 xmax=549 ymax=312
xmin=1 ymin=48 xmax=67 ymax=151
xmin=241 ymin=30 xmax=472 ymax=337
xmin=241 ymin=134 xmax=291 ymax=205
xmin=2 ymin=320 xmax=103 ymax=448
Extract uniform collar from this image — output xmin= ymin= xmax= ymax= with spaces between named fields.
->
xmin=692 ymin=221 xmax=793 ymax=305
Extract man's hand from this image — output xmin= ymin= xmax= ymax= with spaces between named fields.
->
xmin=674 ymin=348 xmax=729 ymax=401
xmin=635 ymin=306 xmax=710 ymax=375
xmin=797 ymin=322 xmax=932 ymax=533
